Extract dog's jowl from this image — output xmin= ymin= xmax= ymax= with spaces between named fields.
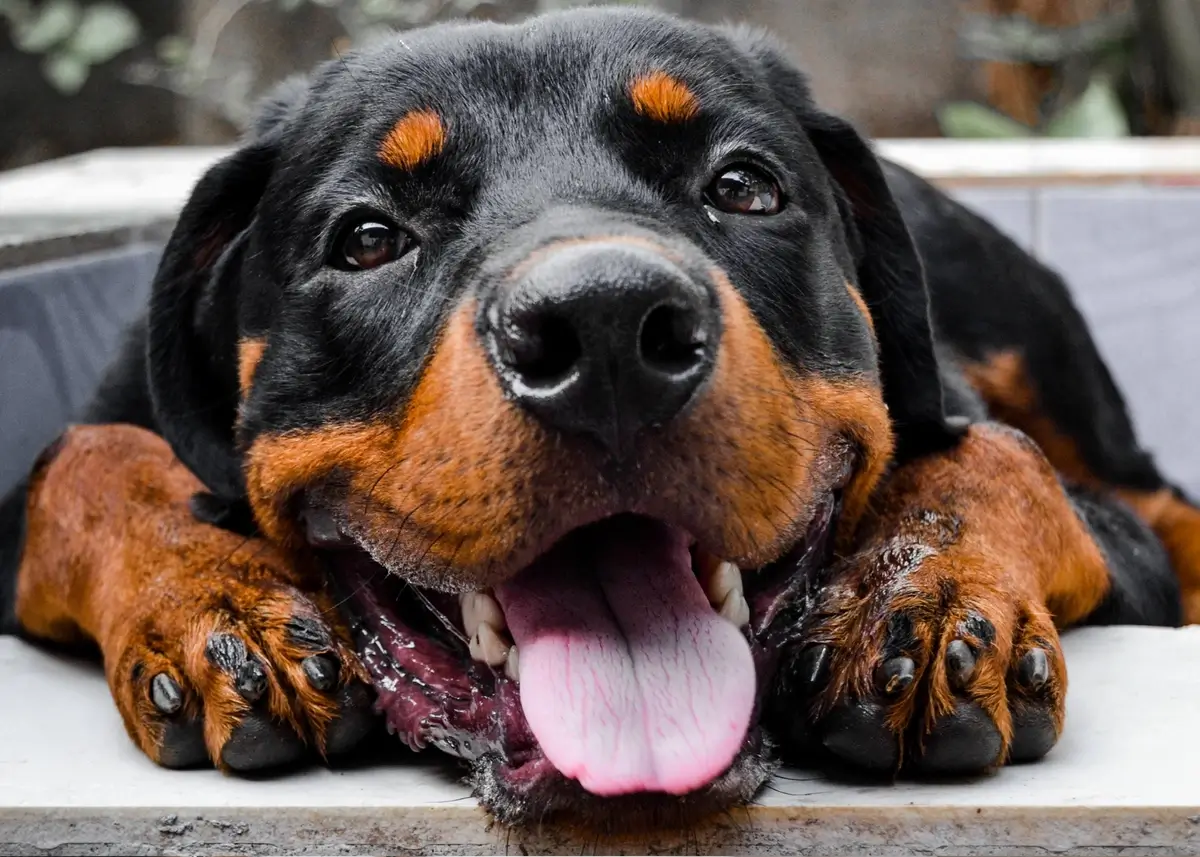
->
xmin=0 ymin=7 xmax=1191 ymax=828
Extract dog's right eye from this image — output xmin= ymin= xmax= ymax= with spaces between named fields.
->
xmin=332 ymin=219 xmax=406 ymax=271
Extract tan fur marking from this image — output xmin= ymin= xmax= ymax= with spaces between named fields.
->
xmin=629 ymin=71 xmax=699 ymax=123
xmin=961 ymin=350 xmax=1091 ymax=483
xmin=845 ymin=281 xmax=876 ymax=337
xmin=378 ymin=109 xmax=446 ymax=170
xmin=238 ymin=337 xmax=267 ymax=398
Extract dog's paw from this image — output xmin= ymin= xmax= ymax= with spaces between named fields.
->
xmin=776 ymin=536 xmax=1066 ymax=774
xmin=106 ymin=549 xmax=374 ymax=771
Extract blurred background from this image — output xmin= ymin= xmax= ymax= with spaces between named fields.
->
xmin=2 ymin=0 xmax=1200 ymax=169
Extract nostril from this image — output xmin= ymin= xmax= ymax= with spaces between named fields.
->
xmin=500 ymin=313 xmax=582 ymax=387
xmin=639 ymin=303 xmax=708 ymax=375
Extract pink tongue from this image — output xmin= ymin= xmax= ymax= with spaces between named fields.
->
xmin=495 ymin=520 xmax=756 ymax=796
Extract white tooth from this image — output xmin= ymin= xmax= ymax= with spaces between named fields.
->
xmin=469 ymin=622 xmax=510 ymax=666
xmin=505 ymin=645 xmax=521 ymax=682
xmin=702 ymin=559 xmax=742 ymax=607
xmin=718 ymin=589 xmax=751 ymax=629
xmin=460 ymin=591 xmax=506 ymax=640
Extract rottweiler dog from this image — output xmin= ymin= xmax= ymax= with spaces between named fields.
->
xmin=2 ymin=7 xmax=1196 ymax=828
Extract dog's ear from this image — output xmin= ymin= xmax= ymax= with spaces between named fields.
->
xmin=802 ymin=110 xmax=967 ymax=460
xmin=147 ymin=79 xmax=308 ymax=499
xmin=728 ymin=29 xmax=966 ymax=462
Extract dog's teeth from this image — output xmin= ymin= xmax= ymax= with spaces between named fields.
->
xmin=505 ymin=645 xmax=520 ymax=682
xmin=469 ymin=622 xmax=510 ymax=667
xmin=698 ymin=555 xmax=742 ymax=607
xmin=718 ymin=589 xmax=751 ymax=629
xmin=460 ymin=590 xmax=506 ymax=640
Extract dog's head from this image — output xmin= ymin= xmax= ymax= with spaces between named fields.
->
xmin=147 ymin=8 xmax=958 ymax=826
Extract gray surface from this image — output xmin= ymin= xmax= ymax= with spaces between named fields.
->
xmin=2 ymin=627 xmax=1199 ymax=855
xmin=949 ymin=185 xmax=1200 ymax=497
xmin=1040 ymin=186 xmax=1200 ymax=497
xmin=0 ymin=215 xmax=171 ymax=270
xmin=0 ymin=244 xmax=159 ymax=497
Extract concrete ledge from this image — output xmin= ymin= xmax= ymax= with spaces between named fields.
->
xmin=3 ymin=626 xmax=1199 ymax=855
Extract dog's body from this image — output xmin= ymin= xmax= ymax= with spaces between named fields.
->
xmin=1 ymin=8 xmax=1196 ymax=827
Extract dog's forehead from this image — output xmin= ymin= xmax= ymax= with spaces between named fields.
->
xmin=313 ymin=11 xmax=755 ymax=153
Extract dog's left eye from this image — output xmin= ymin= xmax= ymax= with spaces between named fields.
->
xmin=333 ymin=219 xmax=406 ymax=271
xmin=705 ymin=165 xmax=782 ymax=215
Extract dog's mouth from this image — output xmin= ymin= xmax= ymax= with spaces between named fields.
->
xmin=303 ymin=476 xmax=844 ymax=825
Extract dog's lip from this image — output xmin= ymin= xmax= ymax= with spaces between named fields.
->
xmin=297 ymin=441 xmax=856 ymax=589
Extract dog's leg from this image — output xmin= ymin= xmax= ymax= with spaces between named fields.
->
xmin=2 ymin=424 xmax=374 ymax=770
xmin=963 ymin=351 xmax=1200 ymax=625
xmin=775 ymin=422 xmax=1179 ymax=773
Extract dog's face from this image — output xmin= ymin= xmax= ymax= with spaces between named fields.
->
xmin=148 ymin=8 xmax=955 ymax=825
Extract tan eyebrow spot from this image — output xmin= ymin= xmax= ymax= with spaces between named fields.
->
xmin=238 ymin=337 xmax=267 ymax=398
xmin=629 ymin=71 xmax=699 ymax=123
xmin=845 ymin=282 xmax=876 ymax=337
xmin=378 ymin=109 xmax=446 ymax=170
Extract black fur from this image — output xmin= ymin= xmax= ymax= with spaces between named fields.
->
xmin=0 ymin=477 xmax=26 ymax=636
xmin=1070 ymin=485 xmax=1182 ymax=626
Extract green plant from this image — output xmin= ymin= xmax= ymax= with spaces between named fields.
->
xmin=1 ymin=0 xmax=629 ymax=109
xmin=1 ymin=0 xmax=141 ymax=93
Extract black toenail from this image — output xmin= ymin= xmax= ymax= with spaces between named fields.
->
xmin=205 ymin=632 xmax=248 ymax=673
xmin=799 ymin=645 xmax=831 ymax=691
xmin=236 ymin=658 xmax=268 ymax=702
xmin=876 ymin=656 xmax=915 ymax=695
xmin=150 ymin=673 xmax=184 ymax=715
xmin=946 ymin=639 xmax=976 ymax=689
xmin=1018 ymin=649 xmax=1050 ymax=690
xmin=286 ymin=616 xmax=331 ymax=651
xmin=963 ymin=612 xmax=996 ymax=647
xmin=302 ymin=653 xmax=340 ymax=692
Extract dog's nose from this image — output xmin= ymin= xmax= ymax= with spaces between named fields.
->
xmin=486 ymin=241 xmax=719 ymax=452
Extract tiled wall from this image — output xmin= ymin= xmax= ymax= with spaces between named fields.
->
xmin=952 ymin=185 xmax=1200 ymax=496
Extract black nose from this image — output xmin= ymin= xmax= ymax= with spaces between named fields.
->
xmin=486 ymin=241 xmax=719 ymax=453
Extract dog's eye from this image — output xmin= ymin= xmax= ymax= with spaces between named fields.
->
xmin=705 ymin=165 xmax=782 ymax=215
xmin=333 ymin=220 xmax=405 ymax=271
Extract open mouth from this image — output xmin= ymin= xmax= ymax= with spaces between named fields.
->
xmin=304 ymin=478 xmax=845 ymax=823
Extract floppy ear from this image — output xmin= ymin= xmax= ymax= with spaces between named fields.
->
xmin=728 ymin=28 xmax=965 ymax=462
xmin=147 ymin=81 xmax=306 ymax=499
xmin=802 ymin=111 xmax=966 ymax=461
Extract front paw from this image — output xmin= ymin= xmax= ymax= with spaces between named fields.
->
xmin=776 ymin=535 xmax=1066 ymax=774
xmin=106 ymin=548 xmax=375 ymax=771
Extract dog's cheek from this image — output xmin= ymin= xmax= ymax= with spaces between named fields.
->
xmin=242 ymin=299 xmax=557 ymax=577
xmin=670 ymin=269 xmax=892 ymax=565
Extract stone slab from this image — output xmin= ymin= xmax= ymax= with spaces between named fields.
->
xmin=3 ymin=626 xmax=1199 ymax=855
